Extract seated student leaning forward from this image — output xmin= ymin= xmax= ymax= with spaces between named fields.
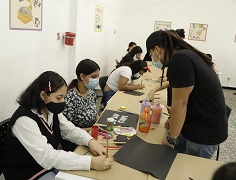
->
xmin=1 ymin=71 xmax=113 ymax=180
xmin=103 ymin=60 xmax=150 ymax=107
xmin=63 ymin=59 xmax=100 ymax=129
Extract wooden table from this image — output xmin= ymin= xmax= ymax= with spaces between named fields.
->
xmin=61 ymin=63 xmax=224 ymax=180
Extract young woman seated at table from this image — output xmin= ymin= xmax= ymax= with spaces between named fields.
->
xmin=63 ymin=59 xmax=100 ymax=131
xmin=103 ymin=60 xmax=150 ymax=107
xmin=2 ymin=71 xmax=113 ymax=180
xmin=119 ymin=46 xmax=143 ymax=65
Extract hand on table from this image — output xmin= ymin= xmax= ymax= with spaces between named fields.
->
xmin=91 ymin=155 xmax=113 ymax=170
xmin=88 ymin=139 xmax=105 ymax=156
xmin=162 ymin=136 xmax=174 ymax=148
xmin=137 ymin=84 xmax=145 ymax=90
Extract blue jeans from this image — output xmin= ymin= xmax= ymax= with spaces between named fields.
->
xmin=103 ymin=90 xmax=116 ymax=107
xmin=175 ymin=134 xmax=219 ymax=159
xmin=38 ymin=168 xmax=59 ymax=180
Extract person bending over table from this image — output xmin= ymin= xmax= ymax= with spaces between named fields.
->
xmin=103 ymin=60 xmax=149 ymax=107
xmin=2 ymin=71 xmax=113 ymax=180
xmin=63 ymin=59 xmax=100 ymax=131
xmin=145 ymin=30 xmax=228 ymax=159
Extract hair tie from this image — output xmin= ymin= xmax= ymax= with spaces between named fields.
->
xmin=144 ymin=66 xmax=151 ymax=73
xmin=48 ymin=81 xmax=51 ymax=92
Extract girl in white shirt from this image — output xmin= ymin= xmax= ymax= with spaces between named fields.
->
xmin=2 ymin=71 xmax=113 ymax=180
xmin=103 ymin=60 xmax=150 ymax=107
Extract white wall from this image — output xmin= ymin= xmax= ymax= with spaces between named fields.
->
xmin=0 ymin=0 xmax=118 ymax=121
xmin=0 ymin=0 xmax=72 ymax=120
xmin=74 ymin=0 xmax=117 ymax=79
xmin=1 ymin=0 xmax=236 ymax=121
xmin=114 ymin=0 xmax=236 ymax=87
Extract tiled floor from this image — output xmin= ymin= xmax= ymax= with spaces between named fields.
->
xmin=217 ymin=89 xmax=236 ymax=162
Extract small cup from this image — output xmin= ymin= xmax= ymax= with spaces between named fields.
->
xmin=91 ymin=126 xmax=99 ymax=140
xmin=107 ymin=118 xmax=115 ymax=131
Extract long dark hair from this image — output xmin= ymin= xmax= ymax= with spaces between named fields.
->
xmin=117 ymin=60 xmax=148 ymax=74
xmin=175 ymin=29 xmax=185 ymax=38
xmin=129 ymin=60 xmax=148 ymax=74
xmin=128 ymin=46 xmax=142 ymax=57
xmin=148 ymin=30 xmax=213 ymax=85
xmin=68 ymin=59 xmax=100 ymax=90
xmin=119 ymin=46 xmax=142 ymax=65
xmin=17 ymin=71 xmax=67 ymax=114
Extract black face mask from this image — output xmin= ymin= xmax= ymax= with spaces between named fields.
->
xmin=46 ymin=102 xmax=66 ymax=114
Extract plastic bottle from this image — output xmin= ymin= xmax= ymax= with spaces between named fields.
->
xmin=151 ymin=102 xmax=162 ymax=124
xmin=140 ymin=96 xmax=151 ymax=114
xmin=139 ymin=107 xmax=151 ymax=133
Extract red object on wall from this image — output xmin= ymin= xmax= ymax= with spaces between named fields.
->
xmin=65 ymin=32 xmax=76 ymax=46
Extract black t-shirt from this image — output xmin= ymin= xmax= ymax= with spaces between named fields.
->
xmin=168 ymin=49 xmax=228 ymax=145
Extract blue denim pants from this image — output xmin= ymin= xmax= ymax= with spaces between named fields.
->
xmin=103 ymin=90 xmax=116 ymax=107
xmin=175 ymin=134 xmax=219 ymax=159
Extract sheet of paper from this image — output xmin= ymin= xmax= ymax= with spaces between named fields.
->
xmin=97 ymin=110 xmax=139 ymax=129
xmin=55 ymin=172 xmax=95 ymax=180
xmin=113 ymin=135 xmax=177 ymax=180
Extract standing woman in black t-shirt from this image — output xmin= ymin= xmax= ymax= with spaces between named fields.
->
xmin=144 ymin=30 xmax=228 ymax=159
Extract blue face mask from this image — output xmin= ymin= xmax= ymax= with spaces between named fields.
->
xmin=85 ymin=78 xmax=99 ymax=89
xmin=151 ymin=55 xmax=163 ymax=69
xmin=133 ymin=55 xmax=138 ymax=61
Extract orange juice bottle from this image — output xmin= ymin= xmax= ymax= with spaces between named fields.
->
xmin=139 ymin=107 xmax=151 ymax=133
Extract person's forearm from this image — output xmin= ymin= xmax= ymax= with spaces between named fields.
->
xmin=151 ymin=81 xmax=169 ymax=93
xmin=119 ymin=84 xmax=141 ymax=91
xmin=169 ymin=101 xmax=187 ymax=138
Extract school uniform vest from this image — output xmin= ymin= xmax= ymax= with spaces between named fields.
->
xmin=2 ymin=106 xmax=63 ymax=180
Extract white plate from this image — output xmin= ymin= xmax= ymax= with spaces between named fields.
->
xmin=113 ymin=127 xmax=136 ymax=137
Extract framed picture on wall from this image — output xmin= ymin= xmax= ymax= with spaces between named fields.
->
xmin=9 ymin=0 xmax=42 ymax=30
xmin=188 ymin=23 xmax=208 ymax=41
xmin=154 ymin=21 xmax=171 ymax=31
xmin=94 ymin=4 xmax=104 ymax=32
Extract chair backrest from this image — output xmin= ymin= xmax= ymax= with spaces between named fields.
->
xmin=0 ymin=118 xmax=10 ymax=175
xmin=99 ymin=76 xmax=108 ymax=93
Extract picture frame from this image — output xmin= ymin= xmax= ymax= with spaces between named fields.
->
xmin=154 ymin=21 xmax=171 ymax=31
xmin=94 ymin=4 xmax=104 ymax=32
xmin=9 ymin=0 xmax=42 ymax=31
xmin=188 ymin=23 xmax=208 ymax=41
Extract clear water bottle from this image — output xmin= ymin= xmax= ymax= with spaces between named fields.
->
xmin=140 ymin=96 xmax=151 ymax=114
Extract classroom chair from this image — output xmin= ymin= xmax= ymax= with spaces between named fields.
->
xmin=0 ymin=118 xmax=10 ymax=175
xmin=216 ymin=104 xmax=232 ymax=161
xmin=99 ymin=76 xmax=108 ymax=109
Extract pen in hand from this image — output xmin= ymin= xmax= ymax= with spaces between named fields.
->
xmin=106 ymin=128 xmax=109 ymax=158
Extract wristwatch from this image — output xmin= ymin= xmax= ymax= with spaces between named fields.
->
xmin=166 ymin=134 xmax=179 ymax=146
